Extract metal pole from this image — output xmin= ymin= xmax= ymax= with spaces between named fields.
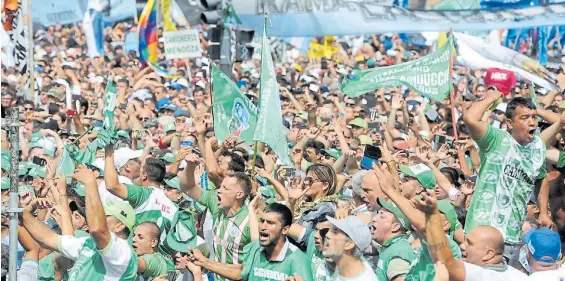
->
xmin=8 ymin=107 xmax=21 ymax=281
xmin=25 ymin=0 xmax=35 ymax=102
xmin=219 ymin=0 xmax=231 ymax=76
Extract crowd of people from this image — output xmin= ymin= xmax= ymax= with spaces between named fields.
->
xmin=1 ymin=19 xmax=565 ymax=281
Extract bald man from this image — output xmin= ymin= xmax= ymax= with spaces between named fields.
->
xmin=132 ymin=222 xmax=171 ymax=279
xmin=360 ymin=172 xmax=386 ymax=212
xmin=414 ymin=191 xmax=528 ymax=281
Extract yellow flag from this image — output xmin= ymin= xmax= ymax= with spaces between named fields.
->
xmin=162 ymin=0 xmax=176 ymax=31
xmin=437 ymin=32 xmax=456 ymax=56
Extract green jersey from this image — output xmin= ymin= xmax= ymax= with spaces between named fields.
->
xmin=58 ymin=233 xmax=138 ymax=281
xmin=140 ymin=252 xmax=173 ymax=279
xmin=405 ymin=235 xmax=461 ymax=281
xmin=241 ymin=240 xmax=314 ymax=281
xmin=198 ymin=190 xmax=251 ymax=281
xmin=305 ymin=232 xmax=333 ymax=281
xmin=375 ymin=234 xmax=415 ymax=281
xmin=465 ymin=126 xmax=546 ymax=244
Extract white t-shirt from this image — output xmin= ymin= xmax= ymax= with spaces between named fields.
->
xmin=334 ymin=260 xmax=378 ymax=281
xmin=528 ymin=267 xmax=565 ymax=281
xmin=98 ymin=175 xmax=132 ymax=204
xmin=464 ymin=262 xmax=529 ymax=281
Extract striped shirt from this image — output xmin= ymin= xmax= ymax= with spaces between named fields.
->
xmin=198 ymin=190 xmax=251 ymax=281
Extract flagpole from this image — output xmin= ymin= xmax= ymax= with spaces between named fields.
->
xmin=26 ymin=0 xmax=35 ymax=102
xmin=250 ymin=13 xmax=267 ymax=177
xmin=448 ymin=28 xmax=458 ymax=141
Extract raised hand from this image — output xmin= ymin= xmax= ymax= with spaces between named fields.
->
xmin=411 ymin=190 xmax=438 ymax=215
xmin=460 ymin=180 xmax=475 ymax=196
xmin=391 ymin=94 xmax=404 ymax=110
xmin=71 ymin=165 xmax=97 ymax=185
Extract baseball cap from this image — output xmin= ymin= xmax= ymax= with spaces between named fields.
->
xmin=18 ymin=185 xmax=35 ymax=197
xmin=159 ymin=104 xmax=177 ymax=112
xmin=103 ymin=200 xmax=135 ymax=230
xmin=437 ymin=200 xmax=458 ymax=233
xmin=1 ymin=177 xmax=10 ymax=190
xmin=525 ymin=228 xmax=561 ymax=263
xmin=321 ymin=149 xmax=340 ymax=160
xmin=27 ymin=166 xmax=46 ymax=178
xmin=69 ymin=200 xmax=86 ymax=217
xmin=1 ymin=150 xmax=11 ymax=172
xmin=170 ymin=78 xmax=189 ymax=89
xmin=156 ymin=98 xmax=171 ymax=110
xmin=164 ymin=176 xmax=181 ymax=190
xmin=164 ymin=123 xmax=176 ymax=134
xmin=495 ymin=103 xmax=507 ymax=113
xmin=377 ymin=198 xmax=410 ymax=230
xmin=46 ymin=88 xmax=63 ymax=100
xmin=113 ymin=147 xmax=143 ymax=170
xmin=161 ymin=152 xmax=176 ymax=164
xmin=463 ymin=92 xmax=477 ymax=102
xmin=398 ymin=164 xmax=436 ymax=189
xmin=163 ymin=211 xmax=198 ymax=254
xmin=116 ymin=130 xmax=130 ymax=140
xmin=348 ymin=118 xmax=368 ymax=129
xmin=173 ymin=110 xmax=190 ymax=118
xmin=327 ymin=216 xmax=372 ymax=251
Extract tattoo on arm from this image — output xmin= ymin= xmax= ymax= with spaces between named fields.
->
xmin=428 ymin=242 xmax=449 ymax=253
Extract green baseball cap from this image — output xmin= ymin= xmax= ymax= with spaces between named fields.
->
xmin=378 ymin=198 xmax=411 ymax=230
xmin=103 ymin=200 xmax=136 ymax=230
xmin=18 ymin=185 xmax=35 ymax=197
xmin=74 ymin=182 xmax=86 ymax=197
xmin=27 ymin=166 xmax=46 ymax=178
xmin=437 ymin=200 xmax=458 ymax=234
xmin=1 ymin=150 xmax=10 ymax=172
xmin=163 ymin=211 xmax=198 ymax=254
xmin=116 ymin=130 xmax=130 ymax=140
xmin=259 ymin=186 xmax=276 ymax=199
xmin=164 ymin=123 xmax=176 ymax=134
xmin=398 ymin=163 xmax=436 ymax=189
xmin=348 ymin=118 xmax=368 ymax=129
xmin=1 ymin=177 xmax=10 ymax=190
xmin=321 ymin=149 xmax=340 ymax=160
xmin=47 ymin=88 xmax=63 ymax=100
xmin=296 ymin=112 xmax=322 ymax=125
xmin=164 ymin=176 xmax=181 ymax=190
xmin=29 ymin=136 xmax=57 ymax=157
xmin=358 ymin=135 xmax=373 ymax=145
xmin=161 ymin=152 xmax=176 ymax=164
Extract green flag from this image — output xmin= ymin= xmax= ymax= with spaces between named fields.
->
xmin=103 ymin=80 xmax=118 ymax=130
xmin=340 ymin=38 xmax=453 ymax=101
xmin=253 ymin=17 xmax=292 ymax=166
xmin=56 ymin=147 xmax=76 ymax=176
xmin=212 ymin=65 xmax=258 ymax=145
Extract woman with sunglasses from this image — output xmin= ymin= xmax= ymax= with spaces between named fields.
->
xmin=288 ymin=163 xmax=338 ymax=250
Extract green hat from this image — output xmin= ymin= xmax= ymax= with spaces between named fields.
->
xmin=378 ymin=198 xmax=410 ymax=230
xmin=348 ymin=118 xmax=368 ymax=129
xmin=103 ymin=200 xmax=136 ymax=230
xmin=1 ymin=177 xmax=10 ymax=190
xmin=164 ymin=123 xmax=176 ymax=134
xmin=321 ymin=149 xmax=340 ymax=160
xmin=161 ymin=152 xmax=176 ymax=164
xmin=398 ymin=163 xmax=436 ymax=189
xmin=28 ymin=166 xmax=47 ymax=178
xmin=437 ymin=200 xmax=458 ymax=234
xmin=1 ymin=150 xmax=11 ymax=172
xmin=29 ymin=136 xmax=57 ymax=157
xmin=164 ymin=176 xmax=181 ymax=190
xmin=163 ymin=211 xmax=199 ymax=254
xmin=358 ymin=135 xmax=373 ymax=145
xmin=18 ymin=185 xmax=35 ymax=197
xmin=74 ymin=182 xmax=86 ymax=197
xmin=46 ymin=88 xmax=63 ymax=100
xmin=116 ymin=130 xmax=130 ymax=140
xmin=296 ymin=112 xmax=322 ymax=125
xmin=259 ymin=186 xmax=276 ymax=199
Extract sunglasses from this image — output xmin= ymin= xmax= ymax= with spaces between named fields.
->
xmin=24 ymin=107 xmax=33 ymax=111
xmin=319 ymin=227 xmax=330 ymax=242
xmin=304 ymin=177 xmax=322 ymax=186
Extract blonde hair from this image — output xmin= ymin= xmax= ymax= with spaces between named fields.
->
xmin=306 ymin=163 xmax=337 ymax=196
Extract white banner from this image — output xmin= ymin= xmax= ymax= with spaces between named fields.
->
xmin=163 ymin=29 xmax=202 ymax=60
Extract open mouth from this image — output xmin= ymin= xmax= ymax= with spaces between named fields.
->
xmin=528 ymin=128 xmax=536 ymax=137
xmin=217 ymin=195 xmax=222 ymax=204
xmin=259 ymin=232 xmax=269 ymax=242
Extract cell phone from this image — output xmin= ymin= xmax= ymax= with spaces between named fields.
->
xmin=32 ymin=156 xmax=46 ymax=166
xmin=360 ymin=145 xmax=381 ymax=170
xmin=435 ymin=135 xmax=453 ymax=146
xmin=279 ymin=167 xmax=296 ymax=178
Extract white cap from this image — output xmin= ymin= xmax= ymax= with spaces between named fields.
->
xmin=92 ymin=158 xmax=105 ymax=172
xmin=172 ymin=78 xmax=189 ymax=88
xmin=114 ymin=147 xmax=143 ymax=170
xmin=495 ymin=103 xmax=507 ymax=113
xmin=196 ymin=81 xmax=206 ymax=89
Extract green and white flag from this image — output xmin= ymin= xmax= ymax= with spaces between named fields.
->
xmin=56 ymin=147 xmax=76 ymax=176
xmin=212 ymin=65 xmax=258 ymax=145
xmin=340 ymin=38 xmax=453 ymax=101
xmin=253 ymin=17 xmax=292 ymax=166
xmin=103 ymin=80 xmax=118 ymax=130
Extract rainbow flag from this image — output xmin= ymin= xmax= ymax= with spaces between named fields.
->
xmin=138 ymin=0 xmax=177 ymax=79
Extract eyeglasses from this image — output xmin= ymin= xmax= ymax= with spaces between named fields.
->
xmin=304 ymin=177 xmax=322 ymax=186
xmin=24 ymin=107 xmax=33 ymax=111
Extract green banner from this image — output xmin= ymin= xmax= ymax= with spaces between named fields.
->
xmin=253 ymin=18 xmax=293 ymax=166
xmin=103 ymin=80 xmax=118 ymax=130
xmin=340 ymin=39 xmax=452 ymax=101
xmin=212 ymin=65 xmax=258 ymax=145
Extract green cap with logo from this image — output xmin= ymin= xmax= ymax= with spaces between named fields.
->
xmin=103 ymin=200 xmax=136 ymax=230
xmin=378 ymin=198 xmax=411 ymax=230
xmin=321 ymin=149 xmax=341 ymax=160
xmin=27 ymin=166 xmax=47 ymax=178
xmin=116 ymin=130 xmax=130 ymax=140
xmin=163 ymin=211 xmax=203 ymax=254
xmin=1 ymin=177 xmax=10 ymax=190
xmin=1 ymin=150 xmax=11 ymax=172
xmin=437 ymin=200 xmax=458 ymax=234
xmin=164 ymin=123 xmax=176 ymax=134
xmin=399 ymin=163 xmax=436 ymax=189
xmin=161 ymin=152 xmax=176 ymax=164
xmin=348 ymin=118 xmax=368 ymax=129
xmin=165 ymin=176 xmax=181 ymax=190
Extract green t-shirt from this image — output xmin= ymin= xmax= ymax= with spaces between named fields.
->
xmin=58 ymin=233 xmax=138 ymax=281
xmin=375 ymin=234 xmax=415 ymax=281
xmin=38 ymin=252 xmax=56 ymax=281
xmin=241 ymin=240 xmax=314 ymax=281
xmin=198 ymin=190 xmax=251 ymax=281
xmin=557 ymin=151 xmax=565 ymax=169
xmin=405 ymin=234 xmax=461 ymax=281
xmin=465 ymin=126 xmax=546 ymax=244
xmin=140 ymin=252 xmax=173 ymax=278
xmin=126 ymin=184 xmax=178 ymax=253
xmin=305 ymin=232 xmax=333 ymax=281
